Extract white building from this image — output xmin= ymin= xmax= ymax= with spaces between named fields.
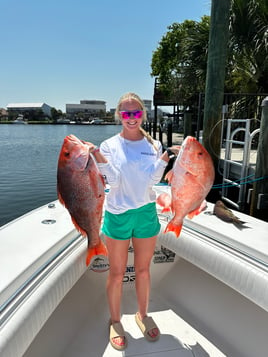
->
xmin=6 ymin=103 xmax=52 ymax=117
xmin=66 ymin=100 xmax=106 ymax=118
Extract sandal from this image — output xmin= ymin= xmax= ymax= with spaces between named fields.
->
xmin=109 ymin=320 xmax=127 ymax=351
xmin=135 ymin=312 xmax=160 ymax=342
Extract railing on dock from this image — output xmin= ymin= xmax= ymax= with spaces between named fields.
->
xmin=221 ymin=118 xmax=260 ymax=211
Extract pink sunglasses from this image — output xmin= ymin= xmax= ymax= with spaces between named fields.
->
xmin=120 ymin=110 xmax=143 ymax=120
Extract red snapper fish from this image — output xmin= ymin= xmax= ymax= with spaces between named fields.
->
xmin=157 ymin=136 xmax=215 ymax=237
xmin=57 ymin=134 xmax=107 ymax=266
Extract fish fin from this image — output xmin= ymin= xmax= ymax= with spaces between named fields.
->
xmin=161 ymin=207 xmax=172 ymax=213
xmin=57 ymin=194 xmax=88 ymax=236
xmin=86 ymin=240 xmax=108 ymax=266
xmin=187 ymin=201 xmax=207 ymax=219
xmin=70 ymin=217 xmax=87 ymax=237
xmin=57 ymin=191 xmax=65 ymax=206
xmin=156 ymin=193 xmax=172 ymax=212
xmin=187 ymin=209 xmax=201 ymax=219
xmin=199 ymin=200 xmax=208 ymax=212
xmin=164 ymin=221 xmax=182 ymax=238
xmin=164 ymin=170 xmax=174 ymax=183
xmin=187 ymin=211 xmax=195 ymax=219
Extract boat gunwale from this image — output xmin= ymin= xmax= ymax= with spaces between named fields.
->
xmin=0 ymin=234 xmax=83 ymax=325
xmin=1 ymin=184 xmax=268 ymax=356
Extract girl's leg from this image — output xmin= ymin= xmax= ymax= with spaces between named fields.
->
xmin=105 ymin=236 xmax=129 ymax=347
xmin=132 ymin=236 xmax=159 ymax=339
xmin=105 ymin=236 xmax=129 ymax=321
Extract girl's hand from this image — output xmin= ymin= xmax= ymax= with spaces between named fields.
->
xmin=161 ymin=145 xmax=181 ymax=162
xmin=168 ymin=145 xmax=181 ymax=156
xmin=81 ymin=139 xmax=96 ymax=153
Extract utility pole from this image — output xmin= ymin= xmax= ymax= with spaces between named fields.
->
xmin=203 ymin=0 xmax=231 ymax=165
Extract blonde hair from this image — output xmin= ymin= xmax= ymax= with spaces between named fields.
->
xmin=115 ymin=92 xmax=158 ymax=151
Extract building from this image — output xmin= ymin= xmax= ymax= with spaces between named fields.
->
xmin=0 ymin=108 xmax=8 ymax=121
xmin=66 ymin=100 xmax=106 ymax=119
xmin=6 ymin=103 xmax=52 ymax=118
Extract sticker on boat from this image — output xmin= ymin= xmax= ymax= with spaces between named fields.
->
xmin=90 ymin=255 xmax=110 ymax=272
xmin=153 ymin=246 xmax=175 ymax=263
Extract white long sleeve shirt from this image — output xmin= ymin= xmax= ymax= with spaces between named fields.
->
xmin=97 ymin=134 xmax=168 ymax=214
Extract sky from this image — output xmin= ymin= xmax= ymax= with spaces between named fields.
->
xmin=0 ymin=0 xmax=211 ymax=113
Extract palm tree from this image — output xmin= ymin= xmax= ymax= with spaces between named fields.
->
xmin=228 ymin=0 xmax=268 ymax=93
xmin=151 ymin=0 xmax=268 ymax=127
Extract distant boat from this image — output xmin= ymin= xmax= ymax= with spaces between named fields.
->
xmin=56 ymin=118 xmax=70 ymax=124
xmin=89 ymin=118 xmax=104 ymax=124
xmin=13 ymin=115 xmax=27 ymax=124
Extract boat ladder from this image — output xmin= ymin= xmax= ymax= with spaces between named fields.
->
xmin=221 ymin=118 xmax=260 ymax=211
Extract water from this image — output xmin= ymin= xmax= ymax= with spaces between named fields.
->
xmin=0 ymin=124 xmax=121 ymax=227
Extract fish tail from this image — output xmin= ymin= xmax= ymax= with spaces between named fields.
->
xmin=164 ymin=221 xmax=182 ymax=238
xmin=234 ymin=218 xmax=246 ymax=225
xmin=95 ymin=240 xmax=108 ymax=257
xmin=233 ymin=219 xmax=246 ymax=228
xmin=86 ymin=240 xmax=108 ymax=266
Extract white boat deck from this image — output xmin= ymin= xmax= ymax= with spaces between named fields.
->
xmin=1 ymin=185 xmax=268 ymax=357
xmin=21 ymin=259 xmax=227 ymax=357
xmin=22 ymin=251 xmax=268 ymax=357
xmin=61 ymin=294 xmax=225 ymax=357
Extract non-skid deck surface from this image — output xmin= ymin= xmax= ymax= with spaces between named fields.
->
xmin=62 ymin=291 xmax=225 ymax=357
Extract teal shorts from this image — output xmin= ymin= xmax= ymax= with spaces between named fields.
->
xmin=102 ymin=203 xmax=161 ymax=240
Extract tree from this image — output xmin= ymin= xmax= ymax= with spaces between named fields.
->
xmin=228 ymin=0 xmax=268 ymax=93
xmin=151 ymin=0 xmax=268 ymax=107
xmin=151 ymin=17 xmax=210 ymax=109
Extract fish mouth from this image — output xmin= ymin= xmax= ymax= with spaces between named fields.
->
xmin=65 ymin=134 xmax=81 ymax=144
xmin=85 ymin=148 xmax=92 ymax=169
xmin=74 ymin=146 xmax=92 ymax=171
xmin=76 ymin=139 xmax=92 ymax=170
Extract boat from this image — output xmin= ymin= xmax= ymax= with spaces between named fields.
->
xmin=1 ymin=184 xmax=268 ymax=357
xmin=56 ymin=118 xmax=71 ymax=124
xmin=89 ymin=118 xmax=104 ymax=125
xmin=13 ymin=115 xmax=27 ymax=124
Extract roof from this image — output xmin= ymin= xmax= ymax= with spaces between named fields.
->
xmin=7 ymin=103 xmax=46 ymax=109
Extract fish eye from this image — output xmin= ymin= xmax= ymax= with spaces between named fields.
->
xmin=64 ymin=152 xmax=70 ymax=157
xmin=198 ymin=152 xmax=203 ymax=156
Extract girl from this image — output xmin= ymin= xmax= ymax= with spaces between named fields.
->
xmin=90 ymin=92 xmax=176 ymax=350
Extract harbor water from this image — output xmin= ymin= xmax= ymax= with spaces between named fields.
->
xmin=0 ymin=124 xmax=121 ymax=227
